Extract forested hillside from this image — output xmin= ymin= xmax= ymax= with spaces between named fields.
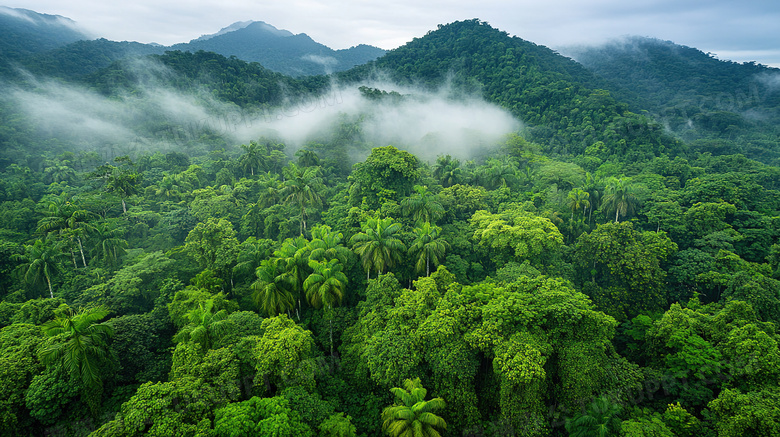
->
xmin=567 ymin=37 xmax=780 ymax=165
xmin=1 ymin=18 xmax=780 ymax=437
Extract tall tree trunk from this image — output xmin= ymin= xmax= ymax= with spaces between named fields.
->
xmin=121 ymin=198 xmax=127 ymax=214
xmin=46 ymin=274 xmax=53 ymax=299
xmin=77 ymin=237 xmax=87 ymax=268
xmin=329 ymin=311 xmax=334 ymax=365
xmin=615 ymin=208 xmax=619 ymax=223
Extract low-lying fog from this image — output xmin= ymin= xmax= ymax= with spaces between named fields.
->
xmin=4 ymin=59 xmax=522 ymax=163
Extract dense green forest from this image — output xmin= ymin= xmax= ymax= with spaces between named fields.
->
xmin=1 ymin=18 xmax=780 ymax=437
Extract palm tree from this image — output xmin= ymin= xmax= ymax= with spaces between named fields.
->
xmin=349 ymin=217 xmax=406 ymax=280
xmin=478 ymin=157 xmax=518 ymax=190
xmin=401 ymin=185 xmax=444 ymax=225
xmin=276 ymin=236 xmax=312 ymax=305
xmin=304 ymin=258 xmax=348 ymax=357
xmin=107 ymin=167 xmax=140 ymax=214
xmin=252 ymin=258 xmax=296 ymax=316
xmin=304 ymin=259 xmax=347 ymax=310
xmin=239 ymin=141 xmax=267 ymax=177
xmin=567 ymin=188 xmax=591 ymax=221
xmin=601 ymin=177 xmax=639 ymax=223
xmin=308 ymin=225 xmax=352 ymax=264
xmin=44 ymin=162 xmax=76 ymax=185
xmin=38 ymin=306 xmax=114 ymax=410
xmin=89 ymin=221 xmax=127 ymax=268
xmin=582 ymin=172 xmax=603 ymax=226
xmin=296 ymin=149 xmax=321 ymax=168
xmin=233 ymin=237 xmax=273 ymax=283
xmin=381 ymin=378 xmax=447 ymax=437
xmin=155 ymin=174 xmax=182 ymax=200
xmin=432 ymin=155 xmax=462 ymax=188
xmin=257 ymin=173 xmax=282 ymax=209
xmin=565 ymin=396 xmax=622 ymax=437
xmin=409 ymin=223 xmax=449 ymax=277
xmin=281 ymin=163 xmax=324 ymax=235
xmin=37 ymin=198 xmax=97 ymax=268
xmin=173 ymin=300 xmax=231 ymax=351
xmin=13 ymin=238 xmax=67 ymax=298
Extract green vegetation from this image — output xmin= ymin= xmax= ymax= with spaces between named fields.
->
xmin=1 ymin=17 xmax=780 ymax=437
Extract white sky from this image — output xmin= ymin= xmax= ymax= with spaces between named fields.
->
xmin=6 ymin=0 xmax=780 ymax=67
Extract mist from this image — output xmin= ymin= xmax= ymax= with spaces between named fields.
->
xmin=4 ymin=58 xmax=521 ymax=164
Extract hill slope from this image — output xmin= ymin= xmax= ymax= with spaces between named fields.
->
xmin=342 ymin=19 xmax=683 ymax=162
xmin=170 ymin=21 xmax=386 ymax=76
xmin=564 ymin=37 xmax=780 ymax=163
xmin=0 ymin=7 xmax=90 ymax=74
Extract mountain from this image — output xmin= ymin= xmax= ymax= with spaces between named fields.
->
xmin=191 ymin=21 xmax=263 ymax=42
xmin=18 ymin=38 xmax=165 ymax=79
xmin=2 ymin=15 xmax=385 ymax=79
xmin=170 ymin=21 xmax=386 ymax=76
xmin=563 ymin=37 xmax=780 ymax=164
xmin=0 ymin=6 xmax=90 ymax=74
xmin=341 ymin=19 xmax=683 ymax=161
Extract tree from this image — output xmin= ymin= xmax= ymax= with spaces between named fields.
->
xmin=184 ymin=218 xmax=239 ymax=287
xmin=409 ymin=223 xmax=449 ymax=277
xmin=173 ymin=299 xmax=232 ymax=351
xmin=276 ymin=236 xmax=313 ymax=310
xmin=155 ymin=174 xmax=182 ymax=200
xmin=296 ymin=149 xmax=321 ymax=168
xmin=575 ymin=222 xmax=677 ymax=320
xmin=349 ymin=217 xmax=406 ymax=280
xmin=92 ymin=158 xmax=140 ymax=214
xmin=212 ymin=396 xmax=313 ymax=437
xmin=401 ymin=185 xmax=444 ymax=225
xmin=432 ymin=155 xmax=462 ymax=188
xmin=36 ymin=198 xmax=97 ymax=268
xmin=239 ymin=141 xmax=267 ymax=177
xmin=232 ymin=237 xmax=275 ymax=283
xmin=304 ymin=258 xmax=348 ymax=357
xmin=252 ymin=258 xmax=296 ymax=317
xmin=381 ymin=378 xmax=447 ymax=437
xmin=567 ymin=188 xmax=591 ymax=221
xmin=349 ymin=146 xmax=420 ymax=209
xmin=308 ymin=225 xmax=352 ymax=265
xmin=89 ymin=220 xmax=128 ymax=268
xmin=13 ymin=238 xmax=67 ymax=298
xmin=281 ymin=163 xmax=325 ymax=235
xmin=564 ymin=396 xmax=622 ymax=437
xmin=38 ymin=306 xmax=114 ymax=413
xmin=601 ymin=177 xmax=639 ymax=223
xmin=470 ymin=206 xmax=564 ymax=267
xmin=304 ymin=259 xmax=347 ymax=310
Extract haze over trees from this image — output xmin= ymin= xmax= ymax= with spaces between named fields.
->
xmin=0 ymin=13 xmax=780 ymax=437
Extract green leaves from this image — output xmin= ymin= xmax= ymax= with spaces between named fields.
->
xmin=184 ymin=217 xmax=239 ymax=274
xmin=304 ymin=259 xmax=347 ymax=310
xmin=409 ymin=222 xmax=448 ymax=277
xmin=213 ymin=396 xmax=314 ymax=437
xmin=470 ymin=206 xmax=563 ymax=267
xmin=381 ymin=378 xmax=447 ymax=437
xmin=349 ymin=216 xmax=406 ymax=279
xmin=38 ymin=306 xmax=114 ymax=390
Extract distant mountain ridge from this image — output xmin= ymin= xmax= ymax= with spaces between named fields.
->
xmin=170 ymin=21 xmax=385 ymax=76
xmin=0 ymin=9 xmax=385 ymax=78
xmin=0 ymin=6 xmax=90 ymax=74
xmin=562 ymin=36 xmax=780 ymax=162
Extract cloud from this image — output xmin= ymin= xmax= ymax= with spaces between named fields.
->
xmin=9 ymin=0 xmax=780 ymax=66
xmin=4 ymin=60 xmax=521 ymax=164
xmin=233 ymin=80 xmax=522 ymax=161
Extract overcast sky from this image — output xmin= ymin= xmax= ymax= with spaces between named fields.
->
xmin=7 ymin=0 xmax=780 ymax=67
